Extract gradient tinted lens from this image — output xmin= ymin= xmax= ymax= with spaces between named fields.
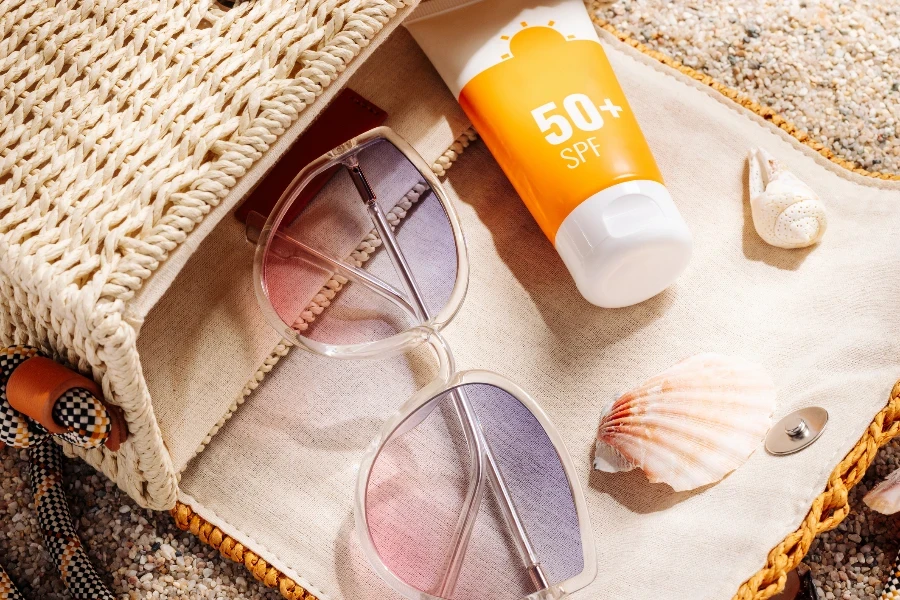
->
xmin=364 ymin=384 xmax=584 ymax=599
xmin=261 ymin=139 xmax=459 ymax=346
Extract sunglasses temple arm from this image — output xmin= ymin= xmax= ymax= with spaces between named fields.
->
xmin=348 ymin=163 xmax=430 ymax=323
xmin=437 ymin=392 xmax=488 ymax=598
xmin=484 ymin=434 xmax=551 ymax=589
xmin=458 ymin=386 xmax=550 ymax=589
xmin=270 ymin=228 xmax=420 ymax=320
xmin=435 ymin=386 xmax=549 ymax=595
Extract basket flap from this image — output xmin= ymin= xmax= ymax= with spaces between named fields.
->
xmin=178 ymin=24 xmax=900 ymax=600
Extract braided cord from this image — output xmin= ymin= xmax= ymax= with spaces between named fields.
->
xmin=27 ymin=442 xmax=116 ymax=600
xmin=0 ymin=347 xmax=43 ymax=447
xmin=52 ymin=389 xmax=112 ymax=449
xmin=882 ymin=549 xmax=900 ymax=600
xmin=0 ymin=347 xmax=115 ymax=599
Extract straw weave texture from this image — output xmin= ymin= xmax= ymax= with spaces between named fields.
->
xmin=0 ymin=0 xmax=410 ymax=510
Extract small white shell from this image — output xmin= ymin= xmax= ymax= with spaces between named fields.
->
xmin=594 ymin=353 xmax=777 ymax=492
xmin=748 ymin=147 xmax=827 ymax=249
xmin=863 ymin=468 xmax=900 ymax=514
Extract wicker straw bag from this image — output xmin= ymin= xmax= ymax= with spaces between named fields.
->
xmin=0 ymin=1 xmax=420 ymax=595
xmin=0 ymin=0 xmax=418 ymax=509
xmin=4 ymin=2 xmax=900 ymax=600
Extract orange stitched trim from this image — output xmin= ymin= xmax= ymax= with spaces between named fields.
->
xmin=734 ymin=381 xmax=900 ymax=599
xmin=591 ymin=14 xmax=900 ymax=182
xmin=171 ymin=502 xmax=317 ymax=600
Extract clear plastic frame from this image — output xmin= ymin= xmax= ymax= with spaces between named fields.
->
xmin=355 ymin=336 xmax=598 ymax=600
xmin=252 ymin=127 xmax=470 ymax=359
xmin=251 ymin=127 xmax=596 ymax=599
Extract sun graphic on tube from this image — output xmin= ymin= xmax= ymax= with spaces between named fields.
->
xmin=498 ymin=20 xmax=579 ymax=61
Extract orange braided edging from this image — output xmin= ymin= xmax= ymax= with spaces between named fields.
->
xmin=591 ymin=14 xmax=900 ymax=183
xmin=735 ymin=381 xmax=900 ymax=599
xmin=171 ymin=503 xmax=317 ymax=600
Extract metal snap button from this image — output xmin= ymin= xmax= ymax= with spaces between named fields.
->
xmin=765 ymin=407 xmax=829 ymax=455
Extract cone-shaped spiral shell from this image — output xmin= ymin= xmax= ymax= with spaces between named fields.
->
xmin=594 ymin=353 xmax=777 ymax=492
xmin=748 ymin=147 xmax=827 ymax=249
xmin=863 ymin=467 xmax=900 ymax=515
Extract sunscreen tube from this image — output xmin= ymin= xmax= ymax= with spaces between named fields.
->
xmin=406 ymin=0 xmax=692 ymax=308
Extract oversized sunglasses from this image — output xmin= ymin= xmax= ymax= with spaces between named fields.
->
xmin=249 ymin=127 xmax=597 ymax=600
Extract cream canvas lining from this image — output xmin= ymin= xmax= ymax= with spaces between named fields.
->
xmin=136 ymin=27 xmax=470 ymax=475
xmin=158 ymin=25 xmax=900 ymax=600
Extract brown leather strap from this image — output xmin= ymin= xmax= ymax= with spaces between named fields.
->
xmin=7 ymin=355 xmax=127 ymax=450
xmin=103 ymin=404 xmax=128 ymax=451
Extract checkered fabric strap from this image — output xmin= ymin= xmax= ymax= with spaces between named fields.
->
xmin=0 ymin=565 xmax=24 ymax=600
xmin=882 ymin=549 xmax=900 ymax=599
xmin=0 ymin=347 xmax=111 ymax=449
xmin=0 ymin=347 xmax=115 ymax=599
xmin=27 ymin=441 xmax=115 ymax=600
xmin=0 ymin=346 xmax=41 ymax=448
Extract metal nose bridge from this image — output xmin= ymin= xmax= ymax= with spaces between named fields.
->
xmin=344 ymin=154 xmax=379 ymax=206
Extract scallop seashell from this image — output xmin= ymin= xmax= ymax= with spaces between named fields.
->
xmin=594 ymin=353 xmax=777 ymax=492
xmin=863 ymin=467 xmax=900 ymax=515
xmin=748 ymin=147 xmax=827 ymax=249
